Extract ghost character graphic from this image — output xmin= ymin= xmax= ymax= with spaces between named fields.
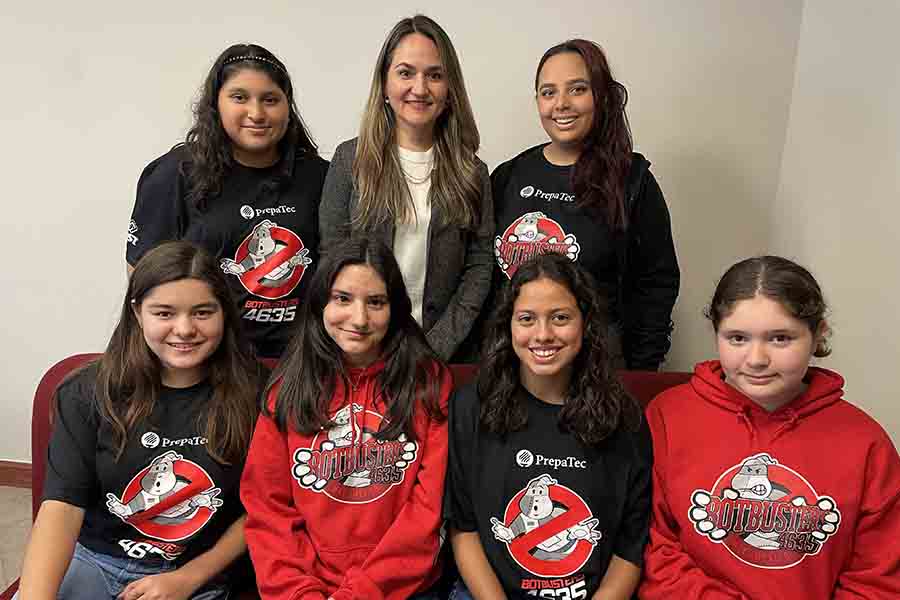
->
xmin=491 ymin=474 xmax=601 ymax=561
xmin=730 ymin=455 xmax=790 ymax=549
xmin=106 ymin=451 xmax=222 ymax=526
xmin=512 ymin=212 xmax=549 ymax=242
xmin=220 ymin=219 xmax=310 ymax=287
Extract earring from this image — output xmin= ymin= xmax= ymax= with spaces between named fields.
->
xmin=384 ymin=97 xmax=390 ymax=104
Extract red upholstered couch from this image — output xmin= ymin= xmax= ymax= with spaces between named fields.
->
xmin=0 ymin=354 xmax=691 ymax=600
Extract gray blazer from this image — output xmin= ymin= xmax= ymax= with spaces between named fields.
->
xmin=319 ymin=138 xmax=494 ymax=360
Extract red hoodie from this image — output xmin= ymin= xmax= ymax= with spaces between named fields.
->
xmin=639 ymin=360 xmax=900 ymax=599
xmin=241 ymin=361 xmax=452 ymax=600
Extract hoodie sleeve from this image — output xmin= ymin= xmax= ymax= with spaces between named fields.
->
xmin=330 ymin=370 xmax=452 ymax=600
xmin=241 ymin=391 xmax=329 ymax=600
xmin=621 ymin=171 xmax=680 ymax=371
xmin=833 ymin=432 xmax=900 ymax=599
xmin=639 ymin=403 xmax=748 ymax=600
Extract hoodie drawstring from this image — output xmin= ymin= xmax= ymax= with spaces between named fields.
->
xmin=772 ymin=408 xmax=799 ymax=443
xmin=737 ymin=408 xmax=758 ymax=446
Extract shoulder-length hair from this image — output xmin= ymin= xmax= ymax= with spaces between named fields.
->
xmin=96 ymin=241 xmax=261 ymax=464
xmin=183 ymin=43 xmax=318 ymax=207
xmin=268 ymin=238 xmax=447 ymax=441
xmin=353 ymin=15 xmax=482 ymax=231
xmin=536 ymin=40 xmax=633 ymax=230
xmin=478 ymin=253 xmax=640 ymax=445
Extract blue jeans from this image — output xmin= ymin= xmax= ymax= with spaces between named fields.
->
xmin=449 ymin=580 xmax=475 ymax=600
xmin=15 ymin=543 xmax=229 ymax=600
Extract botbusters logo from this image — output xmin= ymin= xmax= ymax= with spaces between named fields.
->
xmin=690 ymin=453 xmax=840 ymax=569
xmin=495 ymin=212 xmax=580 ymax=279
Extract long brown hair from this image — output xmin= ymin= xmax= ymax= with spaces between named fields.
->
xmin=96 ymin=241 xmax=261 ymax=463
xmin=184 ymin=43 xmax=318 ymax=208
xmin=353 ymin=15 xmax=482 ymax=231
xmin=267 ymin=238 xmax=447 ymax=441
xmin=479 ymin=253 xmax=640 ymax=445
xmin=536 ymin=40 xmax=633 ymax=230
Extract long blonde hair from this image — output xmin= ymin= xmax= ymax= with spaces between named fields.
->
xmin=353 ymin=15 xmax=482 ymax=230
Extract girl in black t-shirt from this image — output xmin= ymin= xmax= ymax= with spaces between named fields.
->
xmin=445 ymin=253 xmax=652 ymax=600
xmin=488 ymin=40 xmax=679 ymax=370
xmin=127 ymin=44 xmax=328 ymax=359
xmin=19 ymin=241 xmax=263 ymax=600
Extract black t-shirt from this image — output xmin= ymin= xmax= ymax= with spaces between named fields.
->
xmin=445 ymin=383 xmax=652 ymax=599
xmin=487 ymin=144 xmax=680 ymax=370
xmin=126 ymin=145 xmax=328 ymax=358
xmin=492 ymin=145 xmax=616 ymax=303
xmin=43 ymin=364 xmax=247 ymax=565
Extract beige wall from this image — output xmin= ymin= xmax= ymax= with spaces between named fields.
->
xmin=2 ymin=1 xmax=810 ymax=461
xmin=774 ymin=0 xmax=900 ymax=445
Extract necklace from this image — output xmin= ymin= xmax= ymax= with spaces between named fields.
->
xmin=401 ymin=157 xmax=434 ymax=185
xmin=403 ymin=169 xmax=432 ymax=185
xmin=348 ymin=368 xmax=366 ymax=391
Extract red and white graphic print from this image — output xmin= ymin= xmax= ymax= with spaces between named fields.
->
xmin=105 ymin=451 xmax=221 ymax=544
xmin=291 ymin=403 xmax=418 ymax=504
xmin=495 ymin=212 xmax=580 ymax=280
xmin=491 ymin=474 xmax=601 ymax=578
xmin=689 ymin=453 xmax=841 ymax=569
xmin=220 ymin=219 xmax=310 ymax=299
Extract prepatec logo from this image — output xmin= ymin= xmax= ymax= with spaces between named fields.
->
xmin=520 ymin=186 xmax=535 ymax=198
xmin=516 ymin=449 xmax=535 ymax=467
xmin=240 ymin=205 xmax=255 ymax=220
xmin=141 ymin=432 xmax=161 ymax=449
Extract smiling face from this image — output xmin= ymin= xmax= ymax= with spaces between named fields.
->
xmin=135 ymin=278 xmax=224 ymax=388
xmin=716 ymin=294 xmax=822 ymax=411
xmin=511 ymin=277 xmax=584 ymax=401
xmin=323 ymin=264 xmax=391 ymax=367
xmin=385 ymin=32 xmax=449 ymax=149
xmin=217 ymin=67 xmax=290 ymax=167
xmin=536 ymin=52 xmax=595 ymax=164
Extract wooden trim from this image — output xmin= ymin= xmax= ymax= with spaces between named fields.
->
xmin=0 ymin=461 xmax=31 ymax=488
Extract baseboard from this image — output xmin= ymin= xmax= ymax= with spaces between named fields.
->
xmin=0 ymin=461 xmax=31 ymax=488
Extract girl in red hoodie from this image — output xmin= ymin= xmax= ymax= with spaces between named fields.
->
xmin=241 ymin=238 xmax=452 ymax=600
xmin=640 ymin=255 xmax=900 ymax=599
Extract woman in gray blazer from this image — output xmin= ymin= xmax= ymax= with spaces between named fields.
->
xmin=319 ymin=14 xmax=493 ymax=362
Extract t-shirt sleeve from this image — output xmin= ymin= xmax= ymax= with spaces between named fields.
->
xmin=126 ymin=150 xmax=189 ymax=266
xmin=443 ymin=383 xmax=479 ymax=532
xmin=613 ymin=416 xmax=653 ymax=566
xmin=42 ymin=368 xmax=101 ymax=508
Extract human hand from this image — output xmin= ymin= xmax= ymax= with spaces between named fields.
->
xmin=117 ymin=570 xmax=196 ymax=600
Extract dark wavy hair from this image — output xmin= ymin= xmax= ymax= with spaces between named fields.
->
xmin=705 ymin=255 xmax=832 ymax=357
xmin=267 ymin=238 xmax=447 ymax=441
xmin=478 ymin=254 xmax=640 ymax=445
xmin=95 ymin=241 xmax=261 ymax=463
xmin=536 ymin=40 xmax=633 ymax=230
xmin=183 ymin=43 xmax=318 ymax=207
